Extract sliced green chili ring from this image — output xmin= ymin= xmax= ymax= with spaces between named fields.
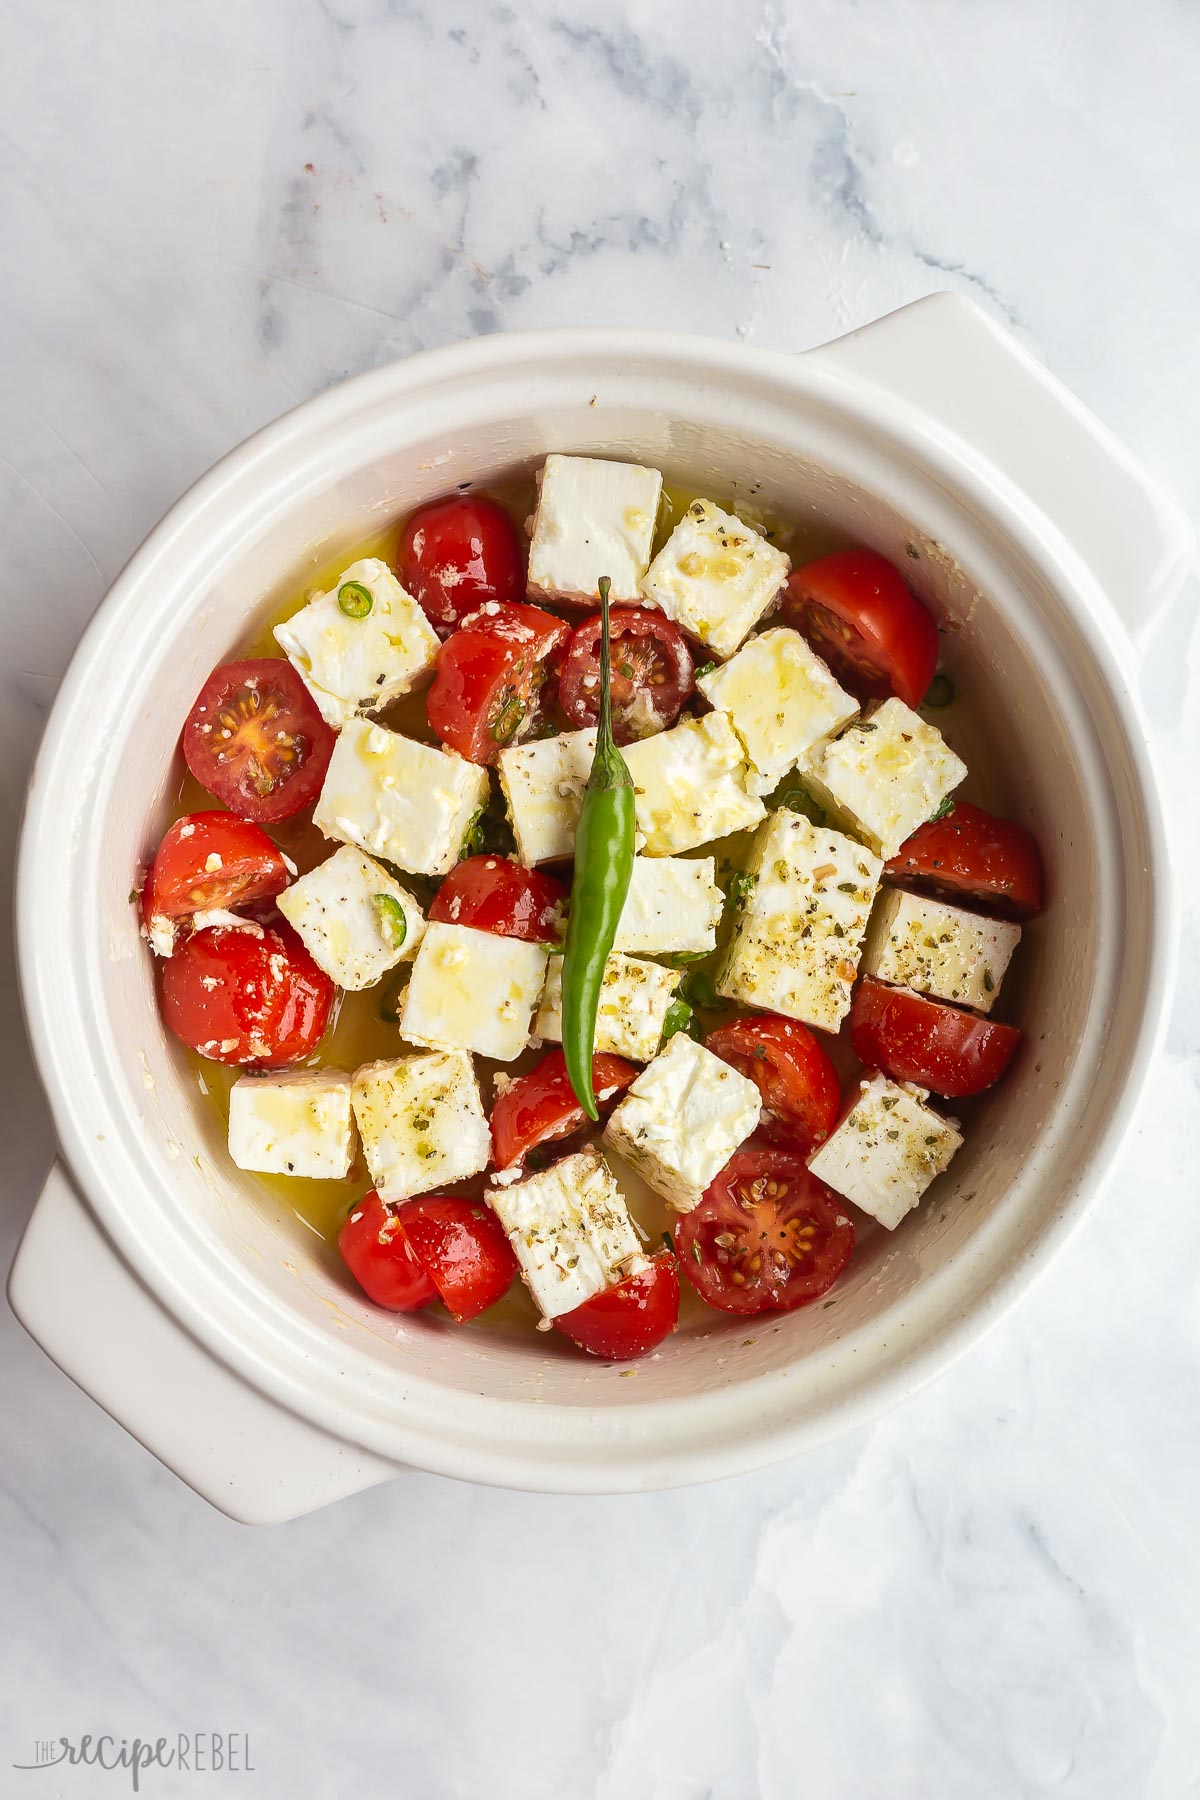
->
xmin=924 ymin=672 xmax=955 ymax=708
xmin=378 ymin=968 xmax=408 ymax=1024
xmin=337 ymin=580 xmax=374 ymax=619
xmin=490 ymin=690 xmax=527 ymax=743
xmin=776 ymin=786 xmax=825 ymax=826
xmin=660 ymin=997 xmax=695 ymax=1043
xmin=371 ymin=893 xmax=408 ymax=950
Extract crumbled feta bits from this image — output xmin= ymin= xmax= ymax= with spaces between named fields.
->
xmin=313 ymin=718 xmax=490 ymax=878
xmin=536 ymin=953 xmax=682 ymax=1063
xmin=807 ymin=1072 xmax=962 ymax=1229
xmin=497 ymin=727 xmax=597 ymax=865
xmin=604 ymin=1033 xmax=762 ymax=1212
xmin=274 ymin=557 xmax=440 ymax=728
xmin=351 ymin=1051 xmax=491 ymax=1201
xmin=716 ymin=810 xmax=883 ymax=1032
xmin=801 ymin=698 xmax=967 ymax=858
xmin=399 ymin=921 xmax=549 ymax=1061
xmin=697 ymin=626 xmax=859 ymax=795
xmin=277 ymin=845 xmax=425 ymax=990
xmin=621 ymin=711 xmax=765 ymax=855
xmin=527 ymin=455 xmax=663 ymax=604
xmin=613 ymin=855 xmax=723 ymax=957
xmin=862 ymin=887 xmax=1021 ymax=1013
xmin=640 ymin=499 xmax=791 ymax=658
xmin=486 ymin=1147 xmax=644 ymax=1319
xmin=228 ymin=1068 xmax=355 ymax=1179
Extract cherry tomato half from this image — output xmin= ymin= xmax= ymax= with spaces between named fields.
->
xmin=491 ymin=1049 xmax=638 ymax=1169
xmin=558 ymin=607 xmax=694 ymax=744
xmin=339 ymin=1191 xmax=438 ymax=1311
xmin=429 ymin=856 xmax=567 ymax=944
xmin=426 ymin=603 xmax=569 ymax=764
xmin=676 ymin=1147 xmax=855 ymax=1316
xmin=554 ymin=1251 xmax=680 ymax=1359
xmin=705 ymin=1015 xmax=841 ymax=1157
xmin=851 ymin=977 xmax=1021 ymax=1098
xmin=885 ymin=800 xmax=1044 ymax=920
xmin=140 ymin=812 xmax=291 ymax=953
xmin=781 ymin=549 xmax=939 ymax=710
xmin=160 ymin=922 xmax=333 ymax=1066
xmin=392 ymin=1197 xmax=518 ymax=1323
xmin=183 ymin=658 xmax=336 ymax=824
xmin=399 ymin=493 xmax=525 ymax=635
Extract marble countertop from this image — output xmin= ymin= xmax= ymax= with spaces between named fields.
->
xmin=3 ymin=3 xmax=1198 ymax=1795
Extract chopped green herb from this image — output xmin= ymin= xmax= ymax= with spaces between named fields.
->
xmin=490 ymin=690 xmax=527 ymax=743
xmin=371 ymin=893 xmax=408 ymax=950
xmin=661 ymin=998 xmax=695 ymax=1043
xmin=928 ymin=796 xmax=957 ymax=824
xmin=695 ymin=660 xmax=719 ymax=680
xmin=924 ymin=672 xmax=955 ymax=708
xmin=727 ymin=871 xmax=757 ymax=910
xmin=337 ymin=579 xmax=373 ymax=619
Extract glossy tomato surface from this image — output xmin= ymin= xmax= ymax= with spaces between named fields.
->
xmin=554 ymin=1252 xmax=680 ymax=1359
xmin=558 ymin=607 xmax=694 ymax=743
xmin=160 ymin=922 xmax=333 ymax=1066
xmin=392 ymin=1197 xmax=518 ymax=1323
xmin=426 ymin=602 xmax=569 ymax=763
xmin=429 ymin=856 xmax=567 ymax=943
xmin=851 ymin=978 xmax=1021 ymax=1097
xmin=885 ymin=801 xmax=1044 ymax=919
xmin=781 ymin=549 xmax=939 ymax=710
xmin=183 ymin=659 xmax=336 ymax=824
xmin=706 ymin=1015 xmax=841 ymax=1156
xmin=491 ymin=1049 xmax=638 ymax=1169
xmin=339 ymin=1191 xmax=438 ymax=1311
xmin=141 ymin=812 xmax=290 ymax=948
xmin=399 ymin=493 xmax=525 ymax=634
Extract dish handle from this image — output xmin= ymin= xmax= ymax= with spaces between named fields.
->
xmin=7 ymin=1161 xmax=404 ymax=1525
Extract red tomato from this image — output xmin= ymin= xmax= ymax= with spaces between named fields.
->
xmin=160 ymin=922 xmax=333 ymax=1066
xmin=781 ymin=549 xmax=939 ymax=710
xmin=429 ymin=856 xmax=567 ymax=943
xmin=676 ymin=1147 xmax=855 ymax=1316
xmin=399 ymin=493 xmax=525 ymax=634
xmin=392 ymin=1197 xmax=517 ymax=1323
xmin=885 ymin=800 xmax=1044 ymax=919
xmin=705 ymin=1015 xmax=841 ymax=1156
xmin=426 ymin=603 xmax=569 ymax=764
xmin=141 ymin=812 xmax=290 ymax=951
xmin=491 ymin=1049 xmax=638 ymax=1169
xmin=183 ymin=659 xmax=336 ymax=824
xmin=558 ymin=607 xmax=694 ymax=744
xmin=339 ymin=1191 xmax=438 ymax=1312
xmin=554 ymin=1252 xmax=680 ymax=1359
xmin=850 ymin=977 xmax=1021 ymax=1097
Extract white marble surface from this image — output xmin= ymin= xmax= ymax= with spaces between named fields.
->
xmin=2 ymin=2 xmax=1199 ymax=1795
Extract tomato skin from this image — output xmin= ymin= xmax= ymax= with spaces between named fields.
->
xmin=554 ymin=1252 xmax=680 ymax=1359
xmin=426 ymin=603 xmax=569 ymax=764
xmin=781 ymin=549 xmax=939 ymax=710
xmin=558 ymin=607 xmax=694 ymax=743
xmin=160 ymin=922 xmax=334 ymax=1066
xmin=885 ymin=801 xmax=1044 ymax=920
xmin=399 ymin=493 xmax=525 ymax=635
xmin=339 ymin=1191 xmax=438 ymax=1311
xmin=705 ymin=1015 xmax=841 ymax=1156
xmin=392 ymin=1198 xmax=518 ymax=1323
xmin=183 ymin=659 xmax=336 ymax=824
xmin=141 ymin=812 xmax=290 ymax=951
xmin=429 ymin=856 xmax=567 ymax=944
xmin=850 ymin=978 xmax=1021 ymax=1097
xmin=491 ymin=1050 xmax=638 ymax=1169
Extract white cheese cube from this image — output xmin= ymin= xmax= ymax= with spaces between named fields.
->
xmin=802 ymin=698 xmax=967 ymax=858
xmin=276 ymin=845 xmax=425 ymax=991
xmin=697 ymin=626 xmax=859 ymax=795
xmin=621 ymin=711 xmax=765 ymax=855
xmin=862 ymin=887 xmax=1021 ymax=1014
xmin=399 ymin=921 xmax=548 ymax=1062
xmin=228 ymin=1068 xmax=355 ymax=1180
xmin=640 ymin=499 xmax=790 ymax=658
xmin=808 ymin=1072 xmax=962 ymax=1229
xmin=313 ymin=719 xmax=490 ymax=878
xmin=536 ymin=953 xmax=682 ymax=1064
xmin=527 ymin=454 xmax=663 ymax=604
xmin=351 ymin=1051 xmax=490 ymax=1201
xmin=274 ymin=557 xmax=439 ymax=729
xmin=604 ymin=1033 xmax=761 ymax=1212
xmin=613 ymin=855 xmax=723 ymax=957
xmin=717 ymin=811 xmax=883 ymax=1032
xmin=486 ymin=1148 xmax=644 ymax=1319
xmin=498 ymin=727 xmax=597 ymax=866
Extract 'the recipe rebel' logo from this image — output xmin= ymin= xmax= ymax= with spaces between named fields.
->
xmin=13 ymin=1734 xmax=254 ymax=1790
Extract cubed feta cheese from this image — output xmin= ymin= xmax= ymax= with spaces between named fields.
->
xmin=486 ymin=1147 xmax=644 ymax=1319
xmin=717 ymin=810 xmax=883 ymax=1032
xmin=527 ymin=455 xmax=663 ymax=604
xmin=802 ymin=698 xmax=967 ymax=858
xmin=274 ymin=557 xmax=439 ymax=728
xmin=807 ymin=1072 xmax=962 ymax=1229
xmin=697 ymin=626 xmax=859 ymax=795
xmin=604 ymin=1033 xmax=761 ymax=1211
xmin=862 ymin=887 xmax=1021 ymax=1013
xmin=276 ymin=845 xmax=425 ymax=991
xmin=398 ymin=921 xmax=548 ymax=1061
xmin=613 ymin=855 xmax=723 ymax=956
xmin=228 ymin=1068 xmax=355 ymax=1179
xmin=640 ymin=499 xmax=790 ymax=658
xmin=313 ymin=718 xmax=490 ymax=878
xmin=498 ymin=727 xmax=597 ymax=866
xmin=622 ymin=711 xmax=765 ymax=855
xmin=351 ymin=1051 xmax=490 ymax=1201
xmin=536 ymin=952 xmax=682 ymax=1063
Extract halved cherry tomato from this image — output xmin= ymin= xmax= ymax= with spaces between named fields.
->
xmin=160 ymin=922 xmax=333 ymax=1065
xmin=885 ymin=800 xmax=1044 ymax=919
xmin=429 ymin=856 xmax=567 ymax=943
xmin=183 ymin=659 xmax=336 ymax=824
xmin=399 ymin=493 xmax=525 ymax=635
xmin=781 ymin=549 xmax=939 ymax=710
xmin=491 ymin=1049 xmax=638 ymax=1169
xmin=391 ymin=1197 xmax=518 ymax=1323
xmin=558 ymin=607 xmax=694 ymax=744
xmin=676 ymin=1147 xmax=855 ymax=1316
xmin=426 ymin=603 xmax=569 ymax=764
xmin=141 ymin=812 xmax=291 ymax=953
xmin=705 ymin=1015 xmax=841 ymax=1156
xmin=339 ymin=1191 xmax=438 ymax=1312
xmin=554 ymin=1251 xmax=680 ymax=1359
xmin=851 ymin=977 xmax=1021 ymax=1097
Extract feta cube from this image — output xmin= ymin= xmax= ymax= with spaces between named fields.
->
xmin=498 ymin=727 xmax=597 ymax=866
xmin=351 ymin=1052 xmax=490 ymax=1201
xmin=808 ymin=1072 xmax=962 ymax=1229
xmin=276 ymin=845 xmax=425 ymax=990
xmin=802 ymin=698 xmax=967 ymax=858
xmin=640 ymin=499 xmax=790 ymax=658
xmin=313 ymin=718 xmax=490 ymax=878
xmin=536 ymin=953 xmax=682 ymax=1063
xmin=604 ymin=1033 xmax=761 ymax=1212
xmin=622 ymin=711 xmax=765 ymax=855
xmin=527 ymin=454 xmax=663 ymax=604
xmin=398 ymin=921 xmax=548 ymax=1062
xmin=613 ymin=855 xmax=723 ymax=957
xmin=862 ymin=887 xmax=1021 ymax=1013
xmin=228 ymin=1068 xmax=355 ymax=1179
xmin=697 ymin=626 xmax=859 ymax=795
xmin=717 ymin=810 xmax=883 ymax=1032
xmin=486 ymin=1147 xmax=644 ymax=1319
xmin=274 ymin=557 xmax=439 ymax=728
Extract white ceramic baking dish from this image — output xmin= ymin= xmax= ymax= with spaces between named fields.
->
xmin=8 ymin=295 xmax=1191 ymax=1523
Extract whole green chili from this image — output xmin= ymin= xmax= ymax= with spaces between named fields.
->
xmin=560 ymin=575 xmax=637 ymax=1119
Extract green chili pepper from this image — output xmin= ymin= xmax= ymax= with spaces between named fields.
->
xmin=924 ymin=672 xmax=955 ymax=708
xmin=337 ymin=579 xmax=374 ymax=619
xmin=378 ymin=968 xmax=408 ymax=1024
xmin=560 ymin=575 xmax=636 ymax=1119
xmin=371 ymin=893 xmax=408 ymax=950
